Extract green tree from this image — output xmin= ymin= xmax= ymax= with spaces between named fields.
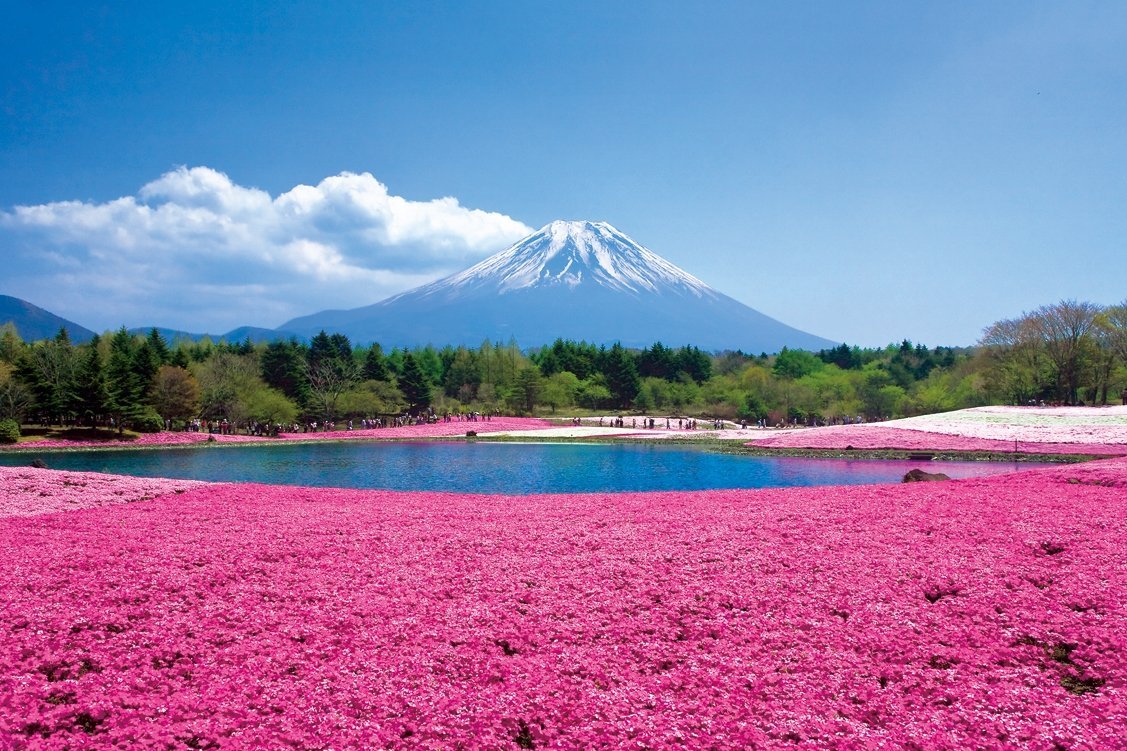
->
xmin=738 ymin=392 xmax=768 ymax=422
xmin=304 ymin=353 xmax=359 ymax=422
xmin=261 ymin=339 xmax=309 ymax=402
xmin=169 ymin=346 xmax=191 ymax=369
xmin=599 ymin=343 xmax=639 ymax=408
xmin=508 ymin=366 xmax=543 ymax=414
xmin=1104 ymin=301 xmax=1127 ymax=367
xmin=0 ymin=323 xmax=24 ymax=365
xmin=872 ymin=384 xmax=907 ymax=419
xmin=858 ymin=365 xmax=906 ymax=419
xmin=0 ymin=418 xmax=19 ymax=443
xmin=399 ymin=353 xmax=432 ymax=413
xmin=239 ymin=384 xmax=299 ymax=426
xmin=16 ymin=329 xmax=80 ymax=424
xmin=541 ymin=371 xmax=580 ymax=413
xmin=307 ymin=331 xmax=339 ymax=368
xmin=338 ymin=380 xmax=407 ymax=417
xmin=818 ymin=343 xmax=862 ymax=370
xmin=576 ymin=375 xmax=612 ymax=409
xmin=910 ymin=371 xmax=960 ymax=415
xmin=75 ymin=335 xmax=110 ymax=426
xmin=1029 ymin=300 xmax=1100 ymax=403
xmin=0 ymin=364 xmax=34 ymax=423
xmin=193 ymin=351 xmax=260 ymax=423
xmin=533 ymin=339 xmax=599 ymax=379
xmin=145 ymin=328 xmax=171 ymax=366
xmin=443 ymin=347 xmax=482 ymax=399
xmin=385 ymin=347 xmax=405 ymax=377
xmin=638 ymin=342 xmax=676 ymax=380
xmin=415 ymin=345 xmax=445 ymax=386
xmin=362 ymin=343 xmax=391 ymax=382
xmin=150 ymin=365 xmax=201 ymax=424
xmin=105 ymin=327 xmax=145 ymax=433
xmin=133 ymin=338 xmax=163 ymax=399
xmin=772 ymin=347 xmax=823 ymax=380
xmin=674 ymin=345 xmax=712 ymax=383
xmin=302 ymin=333 xmax=358 ymax=421
xmin=978 ymin=316 xmax=1049 ymax=403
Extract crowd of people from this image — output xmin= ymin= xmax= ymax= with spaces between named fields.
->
xmin=588 ymin=416 xmax=728 ymax=430
xmin=177 ymin=410 xmax=503 ymax=437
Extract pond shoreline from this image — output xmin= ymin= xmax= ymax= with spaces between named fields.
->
xmin=0 ymin=430 xmax=1099 ymax=465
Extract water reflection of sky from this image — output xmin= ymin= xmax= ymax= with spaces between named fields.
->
xmin=0 ymin=442 xmax=1053 ymax=495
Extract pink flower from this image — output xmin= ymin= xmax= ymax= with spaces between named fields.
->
xmin=1 ymin=458 xmax=1125 ymax=747
xmin=751 ymin=425 xmax=1126 ymax=456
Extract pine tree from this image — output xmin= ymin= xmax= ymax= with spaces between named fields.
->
xmin=600 ymin=343 xmax=640 ymax=408
xmin=262 ymin=339 xmax=309 ymax=401
xmin=146 ymin=328 xmax=171 ymax=366
xmin=308 ymin=331 xmax=336 ymax=369
xmin=674 ymin=345 xmax=712 ymax=383
xmin=398 ymin=353 xmax=432 ymax=413
xmin=328 ymin=333 xmax=352 ymax=362
xmin=511 ymin=366 xmax=543 ymax=414
xmin=638 ymin=342 xmax=676 ymax=380
xmin=362 ymin=343 xmax=391 ymax=382
xmin=105 ymin=328 xmax=143 ymax=433
xmin=169 ymin=347 xmax=191 ymax=369
xmin=14 ymin=329 xmax=79 ymax=425
xmin=133 ymin=339 xmax=163 ymax=399
xmin=76 ymin=335 xmax=110 ymax=427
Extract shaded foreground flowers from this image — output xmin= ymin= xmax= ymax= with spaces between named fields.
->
xmin=1 ymin=461 xmax=1125 ymax=749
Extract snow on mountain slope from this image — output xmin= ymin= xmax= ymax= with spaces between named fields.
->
xmin=280 ymin=221 xmax=836 ymax=351
xmin=385 ymin=220 xmax=717 ymax=302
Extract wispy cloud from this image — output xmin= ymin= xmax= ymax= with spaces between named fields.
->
xmin=0 ymin=167 xmax=533 ymax=334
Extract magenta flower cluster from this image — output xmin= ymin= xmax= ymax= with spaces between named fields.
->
xmin=11 ymin=417 xmax=552 ymax=450
xmin=753 ymin=425 xmax=1127 ymax=456
xmin=0 ymin=467 xmax=205 ymax=517
xmin=2 ymin=460 xmax=1124 ymax=748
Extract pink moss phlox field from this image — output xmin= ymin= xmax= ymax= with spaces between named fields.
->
xmin=2 ymin=462 xmax=1126 ymax=748
xmin=751 ymin=425 xmax=1127 ymax=456
xmin=0 ymin=467 xmax=206 ymax=517
xmin=9 ymin=417 xmax=552 ymax=450
xmin=8 ymin=432 xmax=268 ymax=449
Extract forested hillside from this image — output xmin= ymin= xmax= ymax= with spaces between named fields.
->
xmin=1 ymin=299 xmax=1124 ymax=435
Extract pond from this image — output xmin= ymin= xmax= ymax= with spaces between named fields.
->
xmin=0 ymin=441 xmax=1053 ymax=494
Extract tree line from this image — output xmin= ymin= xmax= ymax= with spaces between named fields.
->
xmin=978 ymin=299 xmax=1127 ymax=405
xmin=1 ymin=297 xmax=1124 ymax=436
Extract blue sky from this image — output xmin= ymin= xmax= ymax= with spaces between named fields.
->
xmin=2 ymin=2 xmax=1124 ymax=346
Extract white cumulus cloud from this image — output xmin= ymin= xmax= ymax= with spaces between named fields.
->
xmin=0 ymin=166 xmax=533 ymax=335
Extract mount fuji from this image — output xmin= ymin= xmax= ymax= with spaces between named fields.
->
xmin=281 ymin=221 xmax=835 ymax=352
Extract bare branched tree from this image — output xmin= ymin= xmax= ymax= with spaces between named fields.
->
xmin=304 ymin=357 xmax=360 ymax=423
xmin=1028 ymin=300 xmax=1100 ymax=403
xmin=978 ymin=316 xmax=1048 ymax=403
xmin=0 ymin=374 xmax=34 ymax=422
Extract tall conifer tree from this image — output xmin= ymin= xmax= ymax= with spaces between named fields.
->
xmin=398 ymin=353 xmax=432 ymax=413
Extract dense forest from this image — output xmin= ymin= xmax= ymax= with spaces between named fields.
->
xmin=0 ymin=299 xmax=1124 ymax=438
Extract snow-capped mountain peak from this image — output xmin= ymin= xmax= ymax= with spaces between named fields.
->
xmin=402 ymin=220 xmax=718 ymax=301
xmin=281 ymin=219 xmax=836 ymax=352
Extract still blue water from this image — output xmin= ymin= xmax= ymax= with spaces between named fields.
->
xmin=0 ymin=441 xmax=1050 ymax=494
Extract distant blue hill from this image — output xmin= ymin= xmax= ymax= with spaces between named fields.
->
xmin=0 ymin=295 xmax=96 ymax=343
xmin=126 ymin=325 xmax=301 ymax=344
xmin=223 ymin=326 xmax=300 ymax=343
xmin=0 ymin=294 xmax=299 ymax=346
